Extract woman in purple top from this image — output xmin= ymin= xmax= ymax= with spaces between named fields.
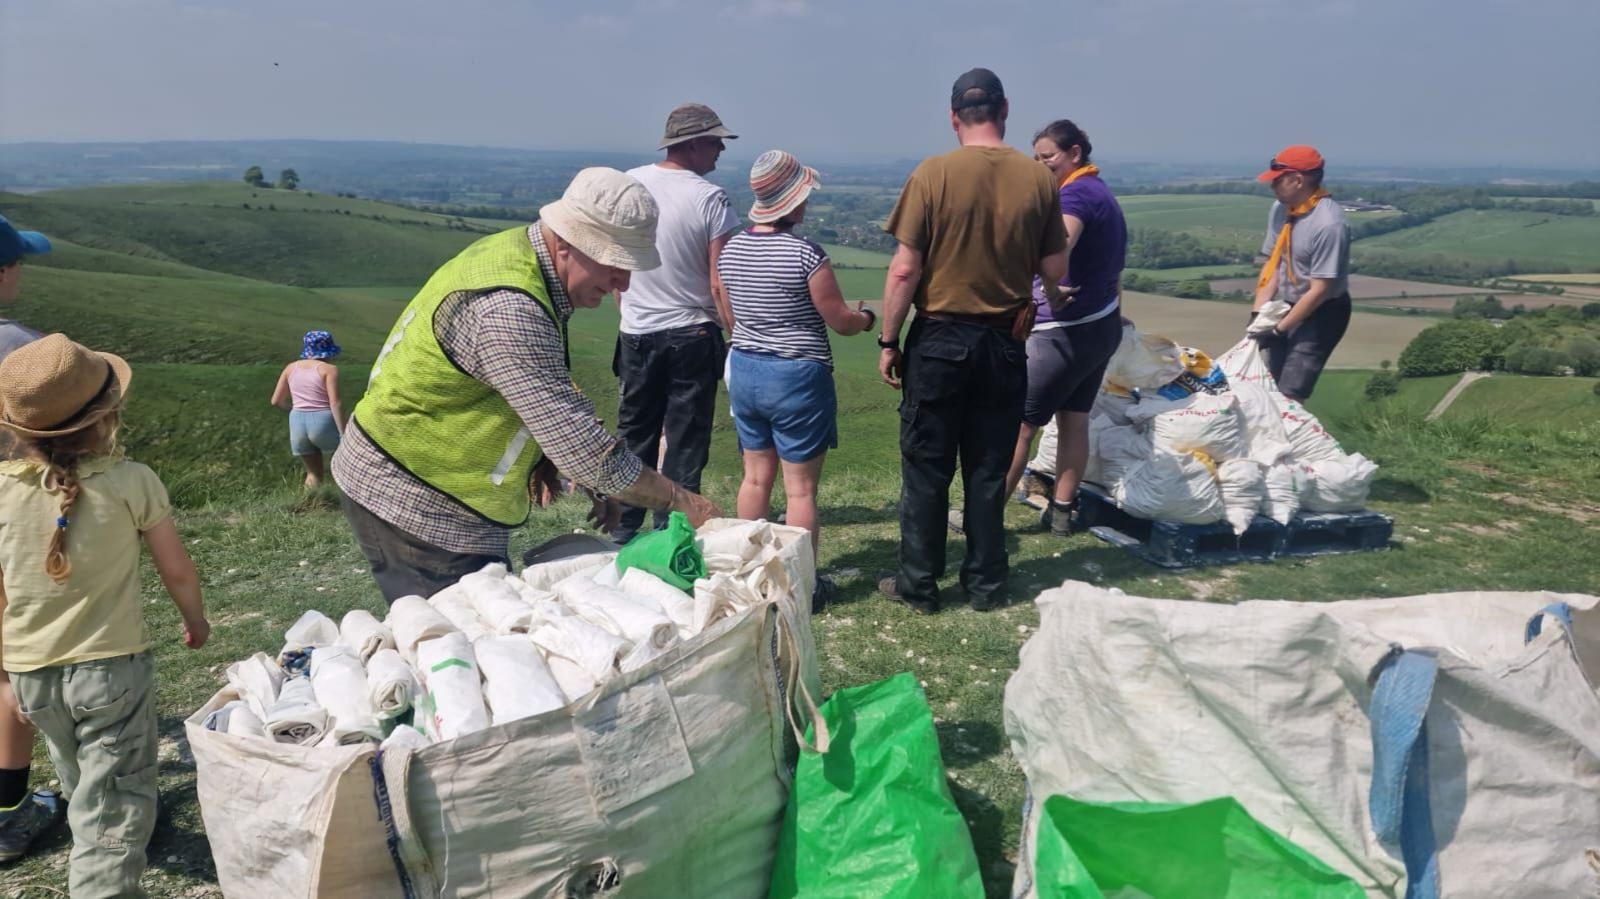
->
xmin=1010 ymin=120 xmax=1128 ymax=536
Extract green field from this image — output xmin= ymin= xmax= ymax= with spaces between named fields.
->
xmin=1118 ymin=194 xmax=1271 ymax=254
xmin=7 ymin=181 xmax=1600 ymax=897
xmin=1357 ymin=208 xmax=1600 ymax=271
xmin=819 ymin=242 xmax=893 ymax=268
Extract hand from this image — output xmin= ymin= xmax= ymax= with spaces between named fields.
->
xmin=530 ymin=458 xmax=564 ymax=508
xmin=1047 ymin=284 xmax=1082 ymax=313
xmin=1120 ymin=315 xmax=1135 ymax=328
xmin=879 ymin=347 xmax=903 ymax=390
xmin=184 ymin=617 xmax=211 ymax=650
xmin=0 ymin=678 xmax=30 ymax=728
xmin=1249 ymin=325 xmax=1286 ymax=343
xmin=586 ymin=494 xmax=623 ymax=534
xmin=672 ymin=485 xmax=723 ymax=528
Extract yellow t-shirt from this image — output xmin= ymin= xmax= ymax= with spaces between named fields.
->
xmin=0 ymin=456 xmax=169 ymax=672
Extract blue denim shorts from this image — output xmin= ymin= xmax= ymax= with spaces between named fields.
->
xmin=289 ymin=409 xmax=341 ymax=456
xmin=728 ymin=349 xmax=838 ymax=463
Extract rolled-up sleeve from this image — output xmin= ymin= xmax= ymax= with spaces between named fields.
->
xmin=448 ymin=290 xmax=642 ymax=495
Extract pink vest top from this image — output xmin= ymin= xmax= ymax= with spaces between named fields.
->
xmin=287 ymin=363 xmax=331 ymax=411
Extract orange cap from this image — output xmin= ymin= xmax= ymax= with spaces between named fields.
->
xmin=1256 ymin=145 xmax=1325 ymax=181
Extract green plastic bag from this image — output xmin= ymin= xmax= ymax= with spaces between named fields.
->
xmin=1033 ymin=794 xmax=1364 ymax=898
xmin=768 ymin=673 xmax=984 ymax=899
xmin=615 ymin=510 xmax=706 ymax=591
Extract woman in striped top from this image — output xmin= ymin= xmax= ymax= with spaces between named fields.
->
xmin=717 ymin=151 xmax=874 ymax=597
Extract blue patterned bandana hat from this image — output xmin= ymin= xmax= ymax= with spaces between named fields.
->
xmin=301 ymin=330 xmax=341 ymax=359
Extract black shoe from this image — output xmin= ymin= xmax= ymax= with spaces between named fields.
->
xmin=968 ymin=591 xmax=1010 ymax=612
xmin=0 ymin=790 xmax=66 ymax=864
xmin=877 ymin=572 xmax=938 ymax=615
xmin=812 ymin=575 xmax=836 ymax=613
xmin=1040 ymin=500 xmax=1078 ymax=538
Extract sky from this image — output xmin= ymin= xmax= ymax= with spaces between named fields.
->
xmin=3 ymin=0 xmax=1598 ymax=171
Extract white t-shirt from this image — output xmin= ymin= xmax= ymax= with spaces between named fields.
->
xmin=620 ymin=164 xmax=743 ymax=334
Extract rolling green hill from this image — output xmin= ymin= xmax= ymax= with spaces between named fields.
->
xmin=1356 ymin=208 xmax=1600 ymax=271
xmin=2 ymin=185 xmax=483 ymax=286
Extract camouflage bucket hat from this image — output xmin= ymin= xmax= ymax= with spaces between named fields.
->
xmin=658 ymin=103 xmax=738 ymax=150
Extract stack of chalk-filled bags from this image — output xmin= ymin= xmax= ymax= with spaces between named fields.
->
xmin=203 ymin=520 xmax=793 ymax=749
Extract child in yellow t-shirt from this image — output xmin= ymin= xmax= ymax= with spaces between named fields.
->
xmin=0 ymin=335 xmax=210 ymax=895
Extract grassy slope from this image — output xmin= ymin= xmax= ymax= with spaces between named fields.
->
xmin=3 ymin=188 xmax=480 ymax=286
xmin=10 ymin=181 xmax=1600 ymax=897
xmin=1118 ymin=194 xmax=1272 ymax=254
xmin=1357 ymin=208 xmax=1600 ymax=271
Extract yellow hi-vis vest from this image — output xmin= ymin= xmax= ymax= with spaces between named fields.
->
xmin=353 ymin=226 xmax=566 ymax=526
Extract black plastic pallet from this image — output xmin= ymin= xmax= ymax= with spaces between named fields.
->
xmin=1073 ymin=485 xmax=1393 ymax=569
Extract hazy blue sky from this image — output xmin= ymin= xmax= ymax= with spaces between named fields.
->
xmin=3 ymin=0 xmax=1597 ymax=169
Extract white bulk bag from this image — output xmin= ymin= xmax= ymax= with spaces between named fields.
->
xmin=1113 ymin=452 xmax=1225 ymax=524
xmin=1216 ymin=459 xmax=1267 ymax=535
xmin=1082 ymin=423 xmax=1151 ymax=492
xmin=1004 ymin=582 xmax=1600 ymax=899
xmin=1027 ymin=417 xmax=1060 ymax=477
xmin=1131 ymin=391 xmax=1247 ymax=462
xmin=1281 ymin=399 xmax=1346 ymax=463
xmin=1230 ymin=379 xmax=1293 ymax=466
xmin=338 ymin=609 xmax=395 ymax=663
xmin=1298 ymin=452 xmax=1380 ymax=512
xmin=1260 ymin=460 xmax=1302 ymax=525
xmin=1102 ymin=324 xmax=1185 ymax=393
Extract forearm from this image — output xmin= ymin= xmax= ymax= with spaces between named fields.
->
xmin=330 ymin=403 xmax=346 ymax=431
xmin=611 ymin=466 xmax=688 ymax=513
xmin=160 ymin=562 xmax=206 ymax=626
xmin=712 ymin=281 xmax=736 ymax=333
xmin=1278 ymin=281 xmax=1333 ymax=330
xmin=880 ymin=273 xmax=918 ymax=342
xmin=1252 ymin=281 xmax=1278 ymax=310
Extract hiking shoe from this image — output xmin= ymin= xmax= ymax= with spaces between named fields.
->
xmin=877 ymin=572 xmax=938 ymax=616
xmin=1040 ymin=500 xmax=1079 ymax=538
xmin=967 ymin=590 xmax=1009 ymax=612
xmin=812 ymin=575 xmax=836 ymax=613
xmin=0 ymin=790 xmax=66 ymax=864
xmin=946 ymin=509 xmax=964 ymax=535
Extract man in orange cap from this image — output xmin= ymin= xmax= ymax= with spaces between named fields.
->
xmin=1247 ymin=145 xmax=1351 ymax=401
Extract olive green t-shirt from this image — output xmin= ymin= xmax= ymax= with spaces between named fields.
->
xmin=0 ymin=456 xmax=169 ymax=672
xmin=884 ymin=145 xmax=1068 ymax=316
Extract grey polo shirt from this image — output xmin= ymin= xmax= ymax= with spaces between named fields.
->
xmin=1260 ymin=197 xmax=1350 ymax=304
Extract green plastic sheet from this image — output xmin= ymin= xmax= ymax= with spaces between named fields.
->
xmin=1033 ymin=794 xmax=1364 ymax=898
xmin=768 ymin=672 xmax=984 ymax=899
xmin=615 ymin=510 xmax=706 ymax=591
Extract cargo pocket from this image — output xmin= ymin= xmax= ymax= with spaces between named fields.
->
xmin=101 ymin=762 xmax=160 ymax=850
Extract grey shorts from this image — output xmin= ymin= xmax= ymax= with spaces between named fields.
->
xmin=1264 ymin=294 xmax=1351 ymax=400
xmin=1022 ymin=313 xmax=1122 ymax=425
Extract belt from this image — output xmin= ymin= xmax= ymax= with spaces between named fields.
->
xmin=920 ymin=310 xmax=1018 ymax=332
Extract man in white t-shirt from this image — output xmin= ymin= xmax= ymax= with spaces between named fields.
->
xmin=615 ymin=103 xmax=743 ymax=541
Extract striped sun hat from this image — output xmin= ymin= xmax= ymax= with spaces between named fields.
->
xmin=748 ymin=150 xmax=820 ymax=224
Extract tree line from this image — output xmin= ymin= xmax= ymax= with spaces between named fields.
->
xmin=243 ymin=166 xmax=300 ymax=190
xmin=1396 ymin=305 xmax=1600 ymax=378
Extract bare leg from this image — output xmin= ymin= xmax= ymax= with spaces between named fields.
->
xmin=0 ymin=701 xmax=34 ymax=774
xmin=302 ymin=451 xmax=325 ymax=488
xmin=779 ymin=454 xmax=826 ymax=561
xmin=1053 ymin=410 xmax=1092 ymax=504
xmin=737 ymin=449 xmax=779 ymax=522
xmin=1003 ymin=421 xmax=1042 ymax=500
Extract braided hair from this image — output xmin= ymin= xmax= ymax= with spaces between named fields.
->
xmin=19 ymin=403 xmax=123 ymax=583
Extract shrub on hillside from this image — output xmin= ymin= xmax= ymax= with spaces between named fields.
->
xmin=1397 ymin=319 xmax=1499 ymax=377
xmin=1365 ymin=370 xmax=1401 ymax=399
xmin=1563 ymin=337 xmax=1600 ymax=377
xmin=1173 ymin=279 xmax=1213 ymax=299
xmin=1503 ymin=343 xmax=1573 ymax=376
xmin=1582 ymin=303 xmax=1600 ymax=320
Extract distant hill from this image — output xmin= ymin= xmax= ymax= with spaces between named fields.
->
xmin=3 ymin=182 xmax=487 ymax=287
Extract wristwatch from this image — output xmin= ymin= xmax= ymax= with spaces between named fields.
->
xmin=877 ymin=335 xmax=899 ymax=350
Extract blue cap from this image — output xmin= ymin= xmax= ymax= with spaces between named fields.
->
xmin=0 ymin=215 xmax=51 ymax=267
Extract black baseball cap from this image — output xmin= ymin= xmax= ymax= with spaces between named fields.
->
xmin=951 ymin=68 xmax=1005 ymax=110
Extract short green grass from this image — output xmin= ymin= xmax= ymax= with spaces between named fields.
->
xmin=1439 ymin=373 xmax=1600 ymax=425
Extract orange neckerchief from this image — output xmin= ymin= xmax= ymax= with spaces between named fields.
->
xmin=1059 ymin=164 xmax=1100 ymax=188
xmin=1256 ymin=188 xmax=1331 ymax=291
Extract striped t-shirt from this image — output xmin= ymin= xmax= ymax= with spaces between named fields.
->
xmin=717 ymin=229 xmax=833 ymax=367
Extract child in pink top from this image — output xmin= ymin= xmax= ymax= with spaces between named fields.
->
xmin=270 ymin=330 xmax=346 ymax=488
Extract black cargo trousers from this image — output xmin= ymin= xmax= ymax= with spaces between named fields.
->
xmin=613 ymin=322 xmax=724 ymax=540
xmin=895 ymin=315 xmax=1027 ymax=608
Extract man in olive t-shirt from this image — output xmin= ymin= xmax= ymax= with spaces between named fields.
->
xmin=874 ymin=68 xmax=1069 ymax=614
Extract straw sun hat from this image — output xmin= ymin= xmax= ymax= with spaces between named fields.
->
xmin=0 ymin=334 xmax=132 ymax=438
xmin=540 ymin=167 xmax=662 ymax=272
xmin=748 ymin=150 xmax=820 ymax=224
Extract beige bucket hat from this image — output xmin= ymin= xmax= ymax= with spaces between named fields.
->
xmin=540 ymin=168 xmax=662 ymax=272
xmin=0 ymin=333 xmax=132 ymax=438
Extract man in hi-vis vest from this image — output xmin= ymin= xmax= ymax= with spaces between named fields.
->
xmin=333 ymin=168 xmax=722 ymax=603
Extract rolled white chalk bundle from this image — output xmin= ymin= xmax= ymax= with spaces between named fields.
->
xmin=264 ymin=678 xmax=327 ymax=745
xmin=532 ymin=617 xmax=629 ymax=683
xmin=619 ymin=568 xmax=696 ymax=635
xmin=339 ymin=609 xmax=396 ymax=663
xmin=416 ymin=632 xmax=490 ymax=741
xmin=696 ymin=520 xmax=770 ymax=565
xmin=386 ymin=596 xmax=458 ymax=665
xmin=225 ymin=652 xmax=286 ymax=720
xmin=281 ymin=609 xmax=341 ymax=658
xmin=522 ymin=553 xmax=615 ymax=591
xmin=474 ymin=635 xmax=567 ymax=724
xmin=591 ymin=562 xmax=624 ymax=588
xmin=310 ymin=645 xmax=384 ymax=744
xmin=460 ymin=572 xmax=539 ymax=634
xmin=546 ymin=656 xmax=599 ymax=702
xmin=693 ymin=572 xmax=762 ymax=634
xmin=366 ymin=648 xmax=421 ymax=718
xmin=429 ymin=591 xmax=493 ymax=642
xmin=554 ymin=579 xmax=678 ymax=652
xmin=227 ymin=703 xmax=266 ymax=739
